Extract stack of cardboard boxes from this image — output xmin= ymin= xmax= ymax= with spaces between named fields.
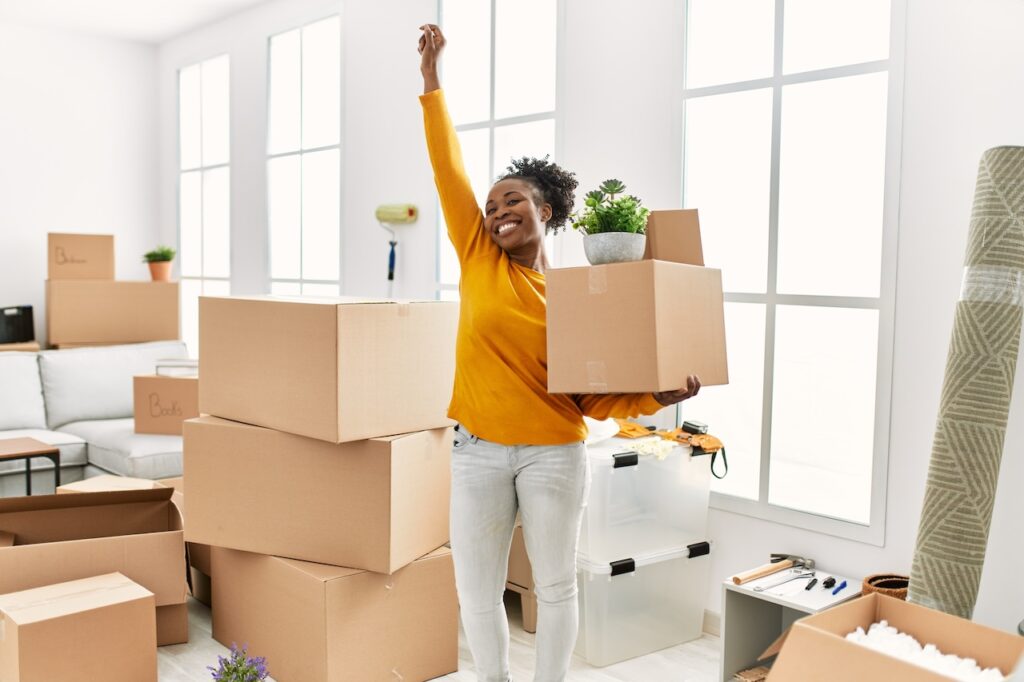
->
xmin=45 ymin=233 xmax=179 ymax=348
xmin=182 ymin=294 xmax=461 ymax=682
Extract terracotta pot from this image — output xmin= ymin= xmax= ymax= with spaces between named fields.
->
xmin=148 ymin=260 xmax=173 ymax=282
xmin=861 ymin=573 xmax=909 ymax=600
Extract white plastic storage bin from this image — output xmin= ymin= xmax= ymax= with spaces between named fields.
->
xmin=576 ymin=542 xmax=712 ymax=667
xmin=579 ymin=439 xmax=711 ymax=562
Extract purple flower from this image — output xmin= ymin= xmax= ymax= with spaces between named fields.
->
xmin=208 ymin=643 xmax=270 ymax=681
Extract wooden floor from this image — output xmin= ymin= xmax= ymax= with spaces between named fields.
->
xmin=158 ymin=592 xmax=720 ymax=681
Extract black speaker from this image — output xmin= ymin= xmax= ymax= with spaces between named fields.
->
xmin=0 ymin=306 xmax=35 ymax=344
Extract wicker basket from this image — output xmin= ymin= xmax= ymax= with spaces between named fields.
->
xmin=862 ymin=573 xmax=909 ymax=600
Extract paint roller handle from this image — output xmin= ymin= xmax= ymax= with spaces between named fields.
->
xmin=388 ymin=241 xmax=397 ymax=282
xmin=731 ymin=559 xmax=795 ymax=585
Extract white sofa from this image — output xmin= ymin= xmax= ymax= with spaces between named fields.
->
xmin=0 ymin=341 xmax=188 ymax=496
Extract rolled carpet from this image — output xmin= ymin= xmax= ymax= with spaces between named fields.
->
xmin=909 ymin=146 xmax=1024 ymax=618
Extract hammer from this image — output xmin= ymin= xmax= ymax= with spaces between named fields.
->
xmin=731 ymin=553 xmax=816 ymax=585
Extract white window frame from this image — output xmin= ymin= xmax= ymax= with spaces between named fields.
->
xmin=682 ymin=0 xmax=907 ymax=545
xmin=435 ymin=0 xmax=566 ymax=299
xmin=177 ymin=55 xmax=232 ymax=355
xmin=266 ymin=16 xmax=343 ymax=296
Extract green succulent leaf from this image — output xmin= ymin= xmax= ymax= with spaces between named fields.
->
xmin=599 ymin=179 xmax=626 ymax=196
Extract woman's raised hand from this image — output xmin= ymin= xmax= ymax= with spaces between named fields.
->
xmin=418 ymin=24 xmax=446 ymax=76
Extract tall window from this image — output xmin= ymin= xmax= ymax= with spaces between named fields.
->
xmin=267 ymin=16 xmax=342 ymax=296
xmin=437 ymin=0 xmax=558 ymax=300
xmin=682 ymin=0 xmax=899 ymax=540
xmin=178 ymin=55 xmax=231 ymax=356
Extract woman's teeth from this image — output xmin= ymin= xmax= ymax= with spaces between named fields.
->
xmin=497 ymin=222 xmax=518 ymax=234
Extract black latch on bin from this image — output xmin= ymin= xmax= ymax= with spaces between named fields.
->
xmin=612 ymin=452 xmax=638 ymax=468
xmin=687 ymin=541 xmax=711 ymax=558
xmin=609 ymin=558 xmax=636 ymax=576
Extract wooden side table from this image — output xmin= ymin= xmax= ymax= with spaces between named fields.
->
xmin=0 ymin=437 xmax=61 ymax=495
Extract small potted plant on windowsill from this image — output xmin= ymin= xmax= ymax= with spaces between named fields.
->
xmin=570 ymin=179 xmax=650 ymax=265
xmin=143 ymin=245 xmax=176 ymax=282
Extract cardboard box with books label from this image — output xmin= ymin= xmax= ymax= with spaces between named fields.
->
xmin=0 ymin=573 xmax=156 ymax=682
xmin=134 ymin=375 xmax=199 ymax=435
xmin=212 ymin=546 xmax=458 ymax=682
xmin=643 ymin=209 xmax=704 ymax=265
xmin=199 ymin=295 xmax=457 ymax=443
xmin=0 ymin=488 xmax=186 ymax=607
xmin=763 ymin=593 xmax=1024 ymax=681
xmin=47 ymin=232 xmax=115 ymax=280
xmin=546 ymin=259 xmax=728 ymax=393
xmin=184 ymin=416 xmax=451 ymax=574
xmin=46 ymin=280 xmax=179 ymax=345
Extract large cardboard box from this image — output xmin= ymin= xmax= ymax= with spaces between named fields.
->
xmin=184 ymin=416 xmax=451 ymax=574
xmin=199 ymin=295 xmax=457 ymax=442
xmin=643 ymin=209 xmax=704 ymax=265
xmin=546 ymin=260 xmax=729 ymax=393
xmin=0 ymin=572 xmax=156 ymax=682
xmin=46 ymin=280 xmax=179 ymax=345
xmin=764 ymin=593 xmax=1024 ymax=680
xmin=212 ymin=546 xmax=458 ymax=682
xmin=47 ymin=232 xmax=115 ymax=280
xmin=134 ymin=375 xmax=199 ymax=435
xmin=0 ymin=488 xmax=186 ymax=607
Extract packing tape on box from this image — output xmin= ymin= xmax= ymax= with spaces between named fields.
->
xmin=588 ymin=267 xmax=608 ymax=295
xmin=396 ymin=302 xmax=411 ymax=317
xmin=586 ymin=361 xmax=608 ymax=392
xmin=959 ymin=265 xmax=1024 ymax=306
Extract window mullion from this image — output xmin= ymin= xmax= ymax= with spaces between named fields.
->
xmin=759 ymin=0 xmax=787 ymax=506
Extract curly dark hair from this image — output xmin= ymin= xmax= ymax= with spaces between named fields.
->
xmin=497 ymin=156 xmax=578 ymax=234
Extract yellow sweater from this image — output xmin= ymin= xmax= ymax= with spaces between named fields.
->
xmin=420 ymin=89 xmax=663 ymax=445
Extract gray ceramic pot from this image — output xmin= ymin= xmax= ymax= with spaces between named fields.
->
xmin=583 ymin=232 xmax=647 ymax=265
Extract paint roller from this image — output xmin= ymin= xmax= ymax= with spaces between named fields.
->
xmin=375 ymin=204 xmax=418 ymax=298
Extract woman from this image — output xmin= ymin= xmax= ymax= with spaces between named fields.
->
xmin=418 ymin=24 xmax=701 ymax=682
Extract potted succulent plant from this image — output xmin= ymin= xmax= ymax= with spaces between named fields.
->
xmin=143 ymin=245 xmax=176 ymax=282
xmin=571 ymin=179 xmax=650 ymax=265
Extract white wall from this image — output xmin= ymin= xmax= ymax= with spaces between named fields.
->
xmin=158 ymin=0 xmax=439 ymax=300
xmin=0 ymin=22 xmax=159 ymax=343
xmin=151 ymin=0 xmax=1023 ymax=634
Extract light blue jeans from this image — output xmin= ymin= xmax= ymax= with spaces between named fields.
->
xmin=450 ymin=425 xmax=590 ymax=682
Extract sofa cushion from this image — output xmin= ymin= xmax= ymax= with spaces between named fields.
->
xmin=39 ymin=341 xmax=188 ymax=428
xmin=0 ymin=353 xmax=47 ymax=430
xmin=59 ymin=418 xmax=182 ymax=479
xmin=0 ymin=429 xmax=88 ymax=475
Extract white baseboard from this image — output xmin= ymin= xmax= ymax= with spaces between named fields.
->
xmin=703 ymin=609 xmax=721 ymax=637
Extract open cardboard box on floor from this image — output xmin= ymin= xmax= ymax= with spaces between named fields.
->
xmin=47 ymin=232 xmax=115 ymax=280
xmin=184 ymin=416 xmax=451 ymax=574
xmin=133 ymin=375 xmax=199 ymax=435
xmin=56 ymin=474 xmax=167 ymax=494
xmin=0 ymin=572 xmax=156 ymax=682
xmin=761 ymin=593 xmax=1024 ymax=680
xmin=46 ymin=280 xmax=179 ymax=345
xmin=199 ymin=295 xmax=457 ymax=443
xmin=212 ymin=545 xmax=458 ymax=682
xmin=157 ymin=475 xmax=212 ymax=607
xmin=0 ymin=489 xmax=186 ymax=628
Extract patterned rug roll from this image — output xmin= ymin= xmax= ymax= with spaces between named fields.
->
xmin=908 ymin=146 xmax=1024 ymax=618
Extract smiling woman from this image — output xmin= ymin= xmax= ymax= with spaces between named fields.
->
xmin=417 ymin=22 xmax=703 ymax=682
